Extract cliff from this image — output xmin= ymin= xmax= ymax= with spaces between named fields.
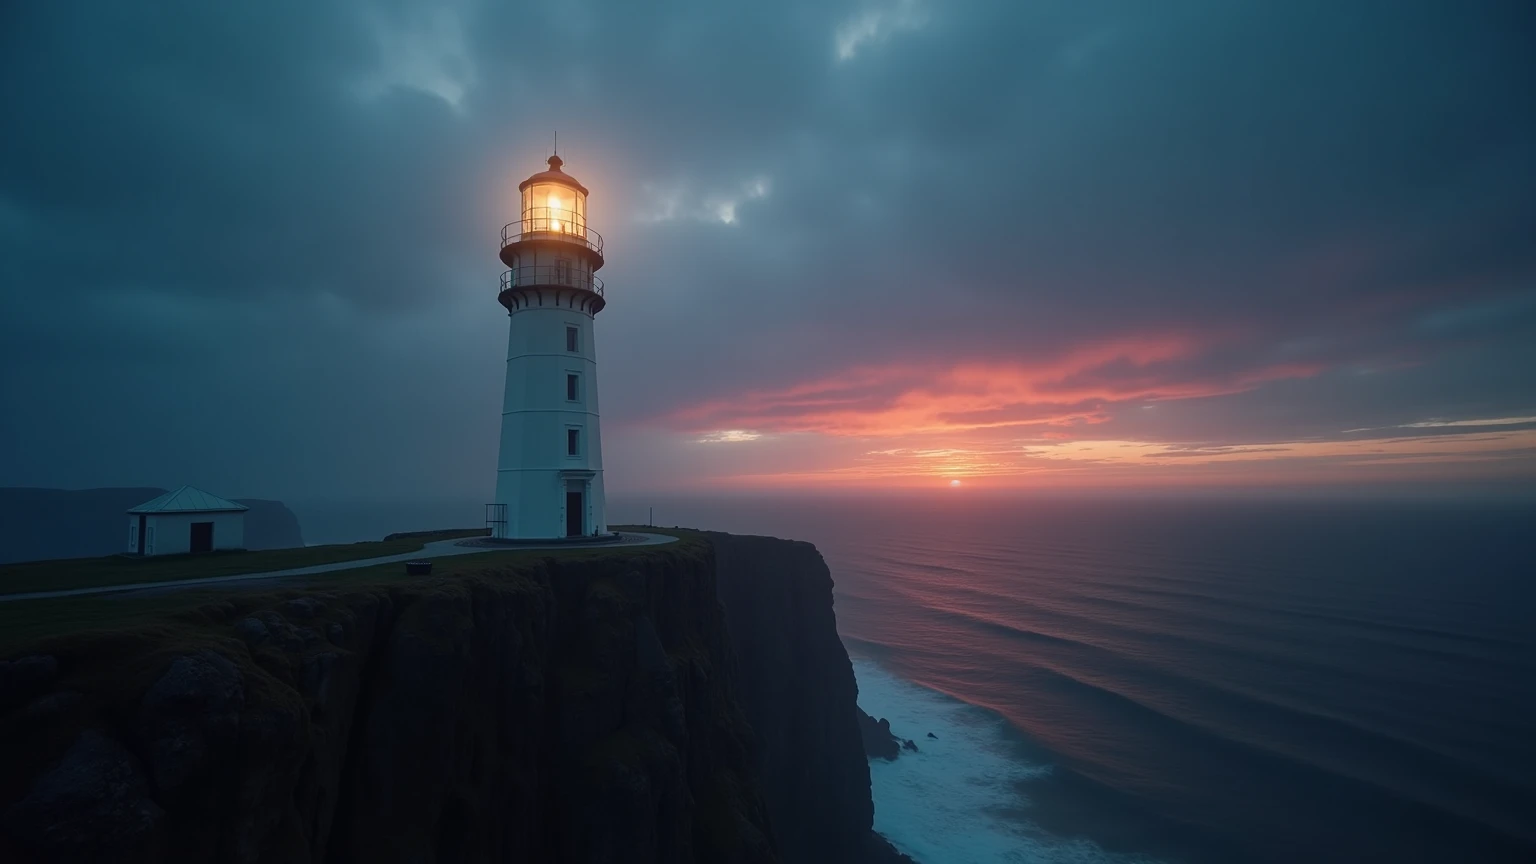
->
xmin=0 ymin=488 xmax=306 ymax=564
xmin=0 ymin=531 xmax=909 ymax=863
xmin=710 ymin=533 xmax=912 ymax=864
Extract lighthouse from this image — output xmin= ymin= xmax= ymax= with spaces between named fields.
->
xmin=489 ymin=154 xmax=608 ymax=539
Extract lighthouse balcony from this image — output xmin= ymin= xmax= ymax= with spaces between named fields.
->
xmin=500 ymin=266 xmax=604 ymax=296
xmin=501 ymin=207 xmax=605 ymax=259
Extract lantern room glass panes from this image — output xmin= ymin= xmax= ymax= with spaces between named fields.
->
xmin=522 ymin=182 xmax=587 ymax=239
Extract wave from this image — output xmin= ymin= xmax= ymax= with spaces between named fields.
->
xmin=848 ymin=556 xmax=1535 ymax=770
xmin=853 ymin=547 xmax=1533 ymax=670
xmin=905 ymin=587 xmax=1501 ymax=719
xmin=853 ymin=659 xmax=1168 ymax=864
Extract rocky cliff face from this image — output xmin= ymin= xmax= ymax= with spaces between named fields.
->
xmin=0 ymin=533 xmax=909 ymax=863
xmin=710 ymin=533 xmax=911 ymax=864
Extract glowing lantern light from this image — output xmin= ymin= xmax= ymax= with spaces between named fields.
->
xmin=548 ymin=193 xmax=564 ymax=232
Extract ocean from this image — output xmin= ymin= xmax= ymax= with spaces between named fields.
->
xmin=296 ymin=493 xmax=1536 ymax=862
xmin=610 ymin=494 xmax=1536 ymax=864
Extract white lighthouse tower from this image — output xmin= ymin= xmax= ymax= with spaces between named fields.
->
xmin=489 ymin=154 xmax=608 ymax=539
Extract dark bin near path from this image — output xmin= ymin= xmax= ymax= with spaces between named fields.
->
xmin=405 ymin=560 xmax=432 ymax=576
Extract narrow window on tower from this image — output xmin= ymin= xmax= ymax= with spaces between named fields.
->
xmin=567 ymin=428 xmax=581 ymax=456
xmin=566 ymin=373 xmax=580 ymax=402
xmin=556 ymin=258 xmax=572 ymax=286
xmin=566 ymin=326 xmax=579 ymax=353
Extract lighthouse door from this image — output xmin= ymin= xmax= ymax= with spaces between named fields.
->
xmin=565 ymin=489 xmax=584 ymax=537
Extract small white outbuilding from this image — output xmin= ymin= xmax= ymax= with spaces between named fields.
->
xmin=126 ymin=486 xmax=248 ymax=557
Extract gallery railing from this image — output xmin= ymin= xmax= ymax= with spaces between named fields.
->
xmin=501 ymin=207 xmax=605 ymax=257
xmin=499 ymin=266 xmax=604 ymax=295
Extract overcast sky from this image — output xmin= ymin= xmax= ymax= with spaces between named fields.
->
xmin=2 ymin=0 xmax=1533 ymax=501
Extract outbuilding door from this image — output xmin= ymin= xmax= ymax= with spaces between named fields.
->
xmin=137 ymin=514 xmax=147 ymax=555
xmin=190 ymin=521 xmax=214 ymax=553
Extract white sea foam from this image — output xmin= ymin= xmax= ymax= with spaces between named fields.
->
xmin=854 ymin=659 xmax=1163 ymax=864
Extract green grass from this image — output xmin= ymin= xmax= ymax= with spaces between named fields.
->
xmin=0 ymin=527 xmax=698 ymax=657
xmin=0 ymin=529 xmax=486 ymax=597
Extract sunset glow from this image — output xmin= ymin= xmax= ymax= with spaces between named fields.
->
xmin=647 ymin=330 xmax=1536 ymax=489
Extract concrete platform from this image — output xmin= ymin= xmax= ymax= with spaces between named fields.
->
xmin=455 ymin=532 xmax=635 ymax=548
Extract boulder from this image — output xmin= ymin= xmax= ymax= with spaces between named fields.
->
xmin=0 ymin=654 xmax=58 ymax=709
xmin=2 ymin=730 xmax=164 ymax=862
xmin=137 ymin=650 xmax=245 ymax=795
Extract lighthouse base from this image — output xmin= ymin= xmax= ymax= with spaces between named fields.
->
xmin=490 ymin=468 xmax=607 ymax=540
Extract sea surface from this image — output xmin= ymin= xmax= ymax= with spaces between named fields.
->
xmin=610 ymin=494 xmax=1536 ymax=864
xmin=301 ymin=493 xmax=1536 ymax=863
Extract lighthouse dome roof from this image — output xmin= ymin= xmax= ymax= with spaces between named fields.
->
xmin=518 ymin=154 xmax=588 ymax=195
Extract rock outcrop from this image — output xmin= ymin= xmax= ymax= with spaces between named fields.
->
xmin=0 ymin=532 xmax=913 ymax=863
xmin=856 ymin=709 xmax=907 ymax=761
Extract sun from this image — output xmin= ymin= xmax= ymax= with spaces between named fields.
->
xmin=949 ymin=479 xmax=962 ymax=487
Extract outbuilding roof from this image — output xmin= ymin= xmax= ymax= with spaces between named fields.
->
xmin=127 ymin=486 xmax=249 ymax=514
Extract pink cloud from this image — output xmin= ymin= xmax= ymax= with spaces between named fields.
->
xmin=666 ymin=331 xmax=1324 ymax=437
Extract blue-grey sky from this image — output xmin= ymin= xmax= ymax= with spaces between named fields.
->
xmin=1 ymin=0 xmax=1533 ymax=499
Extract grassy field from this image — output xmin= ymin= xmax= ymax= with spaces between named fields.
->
xmin=0 ymin=526 xmax=691 ymax=656
xmin=0 ymin=529 xmax=488 ymax=597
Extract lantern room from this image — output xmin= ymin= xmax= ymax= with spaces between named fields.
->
xmin=518 ymin=154 xmax=589 ymax=240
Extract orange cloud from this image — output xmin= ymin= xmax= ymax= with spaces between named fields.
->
xmin=670 ymin=332 xmax=1323 ymax=437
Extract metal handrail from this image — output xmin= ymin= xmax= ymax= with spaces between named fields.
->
xmin=501 ymin=207 xmax=604 ymax=256
xmin=500 ymin=266 xmax=604 ymax=295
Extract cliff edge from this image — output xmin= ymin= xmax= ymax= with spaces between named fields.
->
xmin=0 ymin=531 xmax=910 ymax=863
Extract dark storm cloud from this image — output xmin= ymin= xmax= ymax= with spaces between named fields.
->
xmin=1 ymin=0 xmax=1533 ymax=497
xmin=0 ymin=1 xmax=483 ymax=309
